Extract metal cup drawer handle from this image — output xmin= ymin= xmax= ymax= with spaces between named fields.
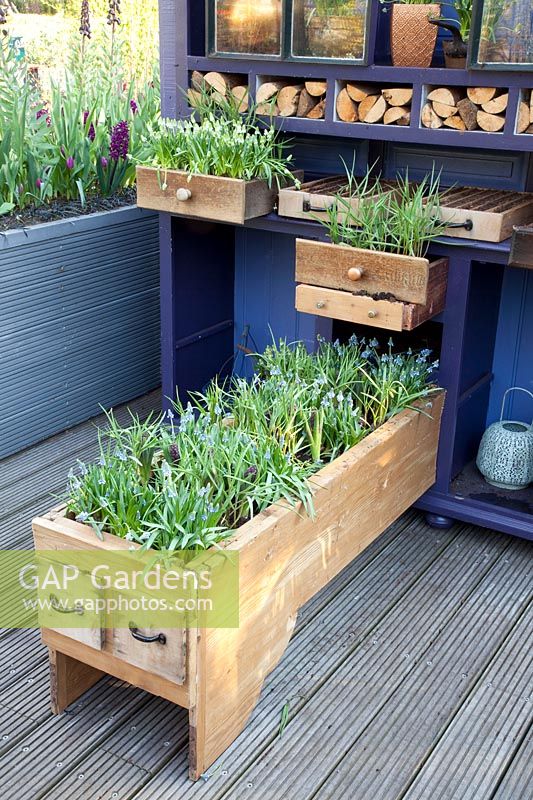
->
xmin=129 ymin=622 xmax=167 ymax=645
xmin=49 ymin=593 xmax=84 ymax=616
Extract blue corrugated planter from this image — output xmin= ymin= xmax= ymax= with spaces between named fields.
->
xmin=0 ymin=206 xmax=160 ymax=460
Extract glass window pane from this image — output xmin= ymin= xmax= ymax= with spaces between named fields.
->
xmin=214 ymin=0 xmax=282 ymax=56
xmin=292 ymin=0 xmax=368 ymax=60
xmin=477 ymin=0 xmax=533 ymax=66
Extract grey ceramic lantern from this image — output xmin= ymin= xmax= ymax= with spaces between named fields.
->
xmin=476 ymin=387 xmax=533 ymax=490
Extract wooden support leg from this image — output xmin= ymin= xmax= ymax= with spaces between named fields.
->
xmin=48 ymin=648 xmax=104 ymax=714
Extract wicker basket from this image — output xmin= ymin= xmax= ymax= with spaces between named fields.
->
xmin=390 ymin=3 xmax=440 ymax=67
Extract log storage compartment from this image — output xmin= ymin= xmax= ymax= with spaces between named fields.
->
xmin=421 ymin=86 xmax=510 ymax=132
xmin=295 ymin=239 xmax=448 ymax=331
xmin=256 ymin=77 xmax=327 ymax=119
xmin=517 ymin=89 xmax=533 ymax=135
xmin=136 ymin=166 xmax=300 ymax=224
xmin=336 ymin=82 xmax=412 ymax=126
xmin=188 ymin=70 xmax=249 ymax=110
xmin=33 ymin=392 xmax=444 ymax=780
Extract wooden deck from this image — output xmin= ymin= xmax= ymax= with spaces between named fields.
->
xmin=0 ymin=392 xmax=531 ymax=800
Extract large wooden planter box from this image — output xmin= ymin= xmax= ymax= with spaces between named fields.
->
xmin=33 ymin=392 xmax=444 ymax=780
xmin=136 ymin=166 xmax=298 ymax=224
xmin=295 ymin=239 xmax=448 ymax=331
xmin=0 ymin=206 xmax=160 ymax=460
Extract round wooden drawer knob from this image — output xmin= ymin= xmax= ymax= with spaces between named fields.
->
xmin=347 ymin=267 xmax=364 ymax=281
xmin=176 ymin=188 xmax=192 ymax=201
xmin=316 ymin=300 xmax=326 ymax=309
xmin=368 ymin=310 xmax=378 ymax=319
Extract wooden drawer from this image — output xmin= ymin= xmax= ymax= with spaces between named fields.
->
xmin=110 ymin=623 xmax=187 ymax=685
xmin=281 ymin=179 xmax=533 ymax=243
xmin=509 ymin=224 xmax=533 ymax=268
xmin=39 ymin=564 xmax=104 ymax=651
xmin=296 ymin=283 xmax=447 ymax=331
xmin=136 ymin=166 xmax=301 ymax=224
xmin=295 ymin=239 xmax=447 ymax=305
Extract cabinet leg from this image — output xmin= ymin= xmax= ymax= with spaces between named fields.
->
xmin=49 ymin=648 xmax=104 ymax=714
xmin=425 ymin=513 xmax=455 ymax=530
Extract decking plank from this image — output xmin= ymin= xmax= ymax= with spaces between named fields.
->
xmin=291 ymin=540 xmax=532 ymax=800
xmin=491 ymin=724 xmax=533 ymax=800
xmin=400 ymin=587 xmax=532 ymax=799
xmin=214 ymin=531 xmax=515 ymax=800
xmin=128 ymin=525 xmax=507 ymax=800
xmin=39 ymin=750 xmax=150 ymax=800
xmin=40 ymin=698 xmax=189 ymax=800
xmin=0 ymin=678 xmax=148 ymax=795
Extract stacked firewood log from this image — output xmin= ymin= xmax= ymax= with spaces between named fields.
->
xmin=255 ymin=79 xmax=327 ymax=119
xmin=189 ymin=70 xmax=249 ymax=111
xmin=335 ymin=83 xmax=412 ymax=126
xmin=421 ymin=87 xmax=509 ymax=132
xmin=517 ymin=90 xmax=533 ymax=134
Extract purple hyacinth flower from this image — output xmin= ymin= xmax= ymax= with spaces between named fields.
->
xmin=83 ymin=110 xmax=96 ymax=141
xmin=109 ymin=120 xmax=129 ymax=161
xmin=36 ymin=108 xmax=48 ymax=121
xmin=66 ymin=156 xmax=75 ymax=170
xmin=101 ymin=156 xmax=108 ymax=168
xmin=130 ymin=99 xmax=138 ymax=114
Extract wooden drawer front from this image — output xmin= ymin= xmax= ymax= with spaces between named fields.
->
xmin=296 ymin=283 xmax=446 ymax=331
xmin=440 ymin=188 xmax=533 ymax=243
xmin=295 ymin=239 xmax=443 ymax=305
xmin=509 ymin=224 xmax=533 ymax=268
xmin=40 ymin=567 xmax=104 ymax=651
xmin=110 ymin=624 xmax=187 ymax=685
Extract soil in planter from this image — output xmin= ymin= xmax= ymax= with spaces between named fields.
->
xmin=0 ymin=188 xmax=136 ymax=232
xmin=353 ymin=289 xmax=401 ymax=302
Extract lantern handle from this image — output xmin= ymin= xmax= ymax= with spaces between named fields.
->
xmin=500 ymin=387 xmax=533 ymax=425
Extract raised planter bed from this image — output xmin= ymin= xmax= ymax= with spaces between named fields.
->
xmin=295 ymin=239 xmax=449 ymax=331
xmin=33 ymin=391 xmax=444 ymax=780
xmin=136 ymin=166 xmax=301 ymax=224
xmin=0 ymin=205 xmax=160 ymax=459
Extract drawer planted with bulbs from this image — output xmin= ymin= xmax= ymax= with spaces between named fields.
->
xmin=295 ymin=239 xmax=448 ymax=331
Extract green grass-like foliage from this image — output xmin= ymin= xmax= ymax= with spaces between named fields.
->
xmin=0 ymin=36 xmax=159 ymax=215
xmin=319 ymin=169 xmax=447 ymax=258
xmin=139 ymin=90 xmax=298 ymax=187
xmin=67 ymin=337 xmax=439 ymax=552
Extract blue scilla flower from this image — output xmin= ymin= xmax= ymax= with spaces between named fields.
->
xmin=188 ymin=511 xmax=196 ymax=521
xmin=98 ymin=476 xmax=106 ymax=485
xmin=198 ymin=486 xmax=208 ymax=497
xmin=78 ymin=461 xmax=88 ymax=475
xmin=76 ymin=511 xmax=89 ymax=522
xmin=207 ymin=504 xmax=218 ymax=514
xmin=98 ymin=456 xmax=106 ymax=467
xmin=362 ymin=349 xmax=371 ymax=359
xmin=370 ymin=338 xmax=379 ymax=348
xmin=214 ymin=404 xmax=222 ymax=415
xmin=161 ymin=460 xmax=171 ymax=479
xmin=115 ymin=450 xmax=127 ymax=462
